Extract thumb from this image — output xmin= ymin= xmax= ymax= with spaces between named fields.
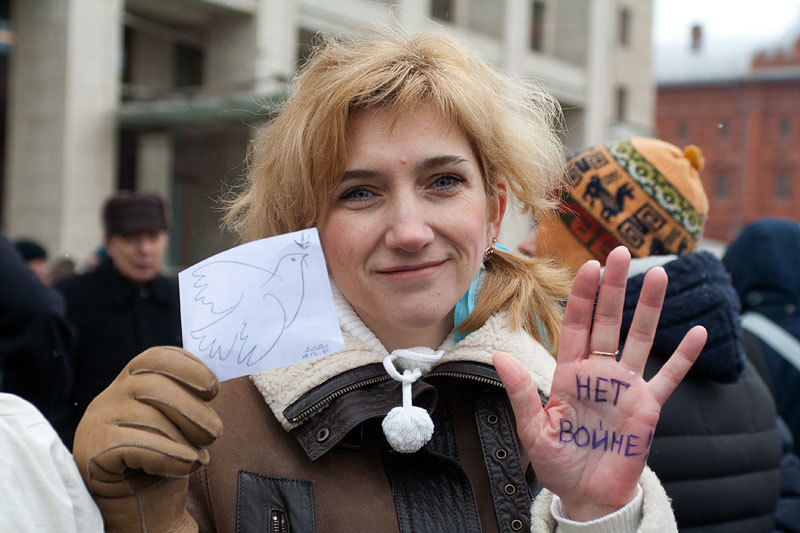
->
xmin=494 ymin=351 xmax=544 ymax=425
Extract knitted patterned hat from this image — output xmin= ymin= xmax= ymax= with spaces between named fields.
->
xmin=536 ymin=137 xmax=709 ymax=270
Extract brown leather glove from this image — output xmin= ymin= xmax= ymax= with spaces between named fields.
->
xmin=73 ymin=346 xmax=223 ymax=533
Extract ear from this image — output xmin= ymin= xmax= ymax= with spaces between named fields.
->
xmin=489 ymin=183 xmax=507 ymax=236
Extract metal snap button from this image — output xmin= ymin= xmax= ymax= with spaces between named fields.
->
xmin=487 ymin=414 xmax=499 ymax=424
xmin=495 ymin=448 xmax=507 ymax=460
xmin=316 ymin=428 xmax=330 ymax=442
xmin=504 ymin=483 xmax=516 ymax=495
xmin=510 ymin=519 xmax=523 ymax=531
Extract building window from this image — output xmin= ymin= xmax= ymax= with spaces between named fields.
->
xmin=615 ymin=86 xmax=627 ymax=122
xmin=677 ymin=121 xmax=687 ymax=139
xmin=780 ymin=117 xmax=791 ymax=137
xmin=718 ymin=120 xmax=730 ymax=138
xmin=530 ymin=1 xmax=545 ymax=51
xmin=775 ymin=172 xmax=792 ymax=199
xmin=618 ymin=7 xmax=630 ymax=47
xmin=173 ymin=43 xmax=204 ymax=89
xmin=431 ymin=0 xmax=452 ymax=22
xmin=715 ymin=173 xmax=730 ymax=199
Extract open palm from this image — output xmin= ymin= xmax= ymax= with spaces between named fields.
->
xmin=494 ymin=246 xmax=707 ymax=520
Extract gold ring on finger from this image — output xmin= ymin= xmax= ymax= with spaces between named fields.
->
xmin=588 ymin=349 xmax=619 ymax=358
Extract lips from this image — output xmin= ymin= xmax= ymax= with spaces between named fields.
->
xmin=376 ymin=260 xmax=446 ymax=274
xmin=375 ymin=260 xmax=447 ymax=281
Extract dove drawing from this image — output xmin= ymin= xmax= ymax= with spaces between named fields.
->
xmin=188 ymin=251 xmax=308 ymax=366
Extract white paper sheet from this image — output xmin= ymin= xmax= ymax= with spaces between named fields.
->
xmin=178 ymin=228 xmax=345 ymax=382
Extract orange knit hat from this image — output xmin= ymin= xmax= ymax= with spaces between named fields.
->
xmin=536 ymin=138 xmax=709 ymax=271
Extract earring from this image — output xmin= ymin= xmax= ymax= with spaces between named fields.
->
xmin=483 ymin=237 xmax=497 ymax=262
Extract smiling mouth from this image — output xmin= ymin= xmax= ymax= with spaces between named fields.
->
xmin=376 ymin=260 xmax=446 ymax=276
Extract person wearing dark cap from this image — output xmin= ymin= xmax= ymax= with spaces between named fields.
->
xmin=14 ymin=238 xmax=51 ymax=285
xmin=55 ymin=192 xmax=180 ymax=447
xmin=527 ymin=138 xmax=783 ymax=531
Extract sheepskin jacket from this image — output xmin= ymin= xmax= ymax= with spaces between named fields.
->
xmin=187 ymin=290 xmax=676 ymax=532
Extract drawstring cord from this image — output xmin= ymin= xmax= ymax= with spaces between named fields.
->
xmin=381 ymin=348 xmax=443 ymax=453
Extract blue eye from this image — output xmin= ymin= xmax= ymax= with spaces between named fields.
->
xmin=341 ymin=188 xmax=373 ymax=200
xmin=432 ymin=174 xmax=464 ymax=191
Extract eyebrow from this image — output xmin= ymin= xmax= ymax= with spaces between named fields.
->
xmin=340 ymin=155 xmax=470 ymax=182
xmin=414 ymin=155 xmax=470 ymax=173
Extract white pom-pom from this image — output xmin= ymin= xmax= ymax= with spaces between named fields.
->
xmin=382 ymin=405 xmax=434 ymax=453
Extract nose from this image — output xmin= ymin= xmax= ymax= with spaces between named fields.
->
xmin=134 ymin=235 xmax=157 ymax=256
xmin=384 ymin=192 xmax=435 ymax=253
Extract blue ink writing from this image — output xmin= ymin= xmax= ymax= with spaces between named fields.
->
xmin=558 ymin=417 xmax=651 ymax=460
xmin=575 ymin=374 xmax=631 ymax=405
xmin=302 ymin=343 xmax=330 ymax=359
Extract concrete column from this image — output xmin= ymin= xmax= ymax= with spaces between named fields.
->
xmin=584 ymin=0 xmax=612 ymax=145
xmin=137 ymin=133 xmax=173 ymax=200
xmin=5 ymin=0 xmax=122 ymax=259
xmin=253 ymin=0 xmax=296 ymax=89
xmin=502 ymin=0 xmax=528 ymax=70
xmin=397 ymin=0 xmax=430 ymax=31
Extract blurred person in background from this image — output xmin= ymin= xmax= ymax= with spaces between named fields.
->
xmin=49 ymin=254 xmax=77 ymax=285
xmin=84 ymin=245 xmax=108 ymax=273
xmin=723 ymin=218 xmax=800 ymax=453
xmin=723 ymin=218 xmax=800 ymax=531
xmin=56 ymin=191 xmax=180 ymax=447
xmin=14 ymin=238 xmax=51 ymax=285
xmin=0 ymin=235 xmax=74 ymax=439
xmin=528 ymin=138 xmax=783 ymax=531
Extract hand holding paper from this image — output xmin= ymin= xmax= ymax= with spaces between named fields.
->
xmin=179 ymin=229 xmax=345 ymax=381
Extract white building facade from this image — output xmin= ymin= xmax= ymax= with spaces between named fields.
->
xmin=3 ymin=0 xmax=654 ymax=265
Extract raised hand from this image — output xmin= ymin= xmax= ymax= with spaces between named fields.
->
xmin=73 ymin=346 xmax=223 ymax=533
xmin=494 ymin=246 xmax=707 ymax=521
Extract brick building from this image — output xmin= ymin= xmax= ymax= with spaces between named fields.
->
xmin=656 ymin=26 xmax=800 ymax=242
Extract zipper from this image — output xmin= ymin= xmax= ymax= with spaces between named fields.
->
xmin=426 ymin=370 xmax=504 ymax=388
xmin=288 ymin=374 xmax=392 ymax=424
xmin=289 ymin=369 xmax=504 ymax=424
xmin=270 ymin=510 xmax=286 ymax=533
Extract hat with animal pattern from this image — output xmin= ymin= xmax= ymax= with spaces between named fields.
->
xmin=536 ymin=137 xmax=709 ymax=270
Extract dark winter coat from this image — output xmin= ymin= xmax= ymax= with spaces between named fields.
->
xmin=722 ymin=218 xmax=800 ymax=456
xmin=622 ymin=251 xmax=782 ymax=532
xmin=0 ymin=235 xmax=73 ymax=435
xmin=56 ymin=257 xmax=180 ymax=446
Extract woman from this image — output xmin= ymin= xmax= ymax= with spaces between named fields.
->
xmin=72 ymin=29 xmax=706 ymax=532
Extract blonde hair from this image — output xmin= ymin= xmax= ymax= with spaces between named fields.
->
xmin=224 ymin=27 xmax=571 ymax=351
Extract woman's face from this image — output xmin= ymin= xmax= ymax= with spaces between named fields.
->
xmin=319 ymin=106 xmax=505 ymax=351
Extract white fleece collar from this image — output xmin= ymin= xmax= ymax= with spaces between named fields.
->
xmin=250 ymin=280 xmax=556 ymax=430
